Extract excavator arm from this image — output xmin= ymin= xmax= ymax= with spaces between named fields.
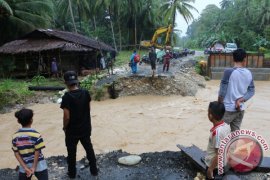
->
xmin=140 ymin=24 xmax=172 ymax=49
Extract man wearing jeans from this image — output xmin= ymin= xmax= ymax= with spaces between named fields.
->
xmin=61 ymin=71 xmax=98 ymax=178
xmin=218 ymin=48 xmax=255 ymax=131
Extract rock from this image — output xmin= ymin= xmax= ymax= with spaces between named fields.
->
xmin=118 ymin=155 xmax=142 ymax=166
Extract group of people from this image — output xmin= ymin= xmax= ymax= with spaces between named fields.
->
xmin=11 ymin=48 xmax=254 ymax=179
xmin=12 ymin=71 xmax=98 ymax=179
xmin=130 ymin=48 xmax=173 ymax=76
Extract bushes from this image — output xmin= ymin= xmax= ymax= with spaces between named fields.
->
xmin=0 ymin=56 xmax=16 ymax=78
xmin=0 ymin=79 xmax=32 ymax=110
xmin=80 ymin=74 xmax=109 ymax=101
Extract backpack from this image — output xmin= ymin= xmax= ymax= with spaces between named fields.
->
xmin=134 ymin=54 xmax=140 ymax=63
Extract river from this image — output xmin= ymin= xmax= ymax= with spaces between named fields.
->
xmin=0 ymin=80 xmax=269 ymax=169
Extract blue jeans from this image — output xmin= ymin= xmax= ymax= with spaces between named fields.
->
xmin=131 ymin=62 xmax=137 ymax=73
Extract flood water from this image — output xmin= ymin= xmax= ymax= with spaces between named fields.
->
xmin=0 ymin=80 xmax=269 ymax=169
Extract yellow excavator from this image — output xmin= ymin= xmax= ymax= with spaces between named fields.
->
xmin=140 ymin=24 xmax=172 ymax=49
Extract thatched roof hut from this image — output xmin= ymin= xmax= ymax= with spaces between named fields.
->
xmin=0 ymin=29 xmax=114 ymax=54
xmin=0 ymin=29 xmax=115 ymax=77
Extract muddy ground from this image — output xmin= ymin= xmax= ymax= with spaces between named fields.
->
xmin=0 ymin=151 xmax=198 ymax=180
xmin=0 ymin=150 xmax=267 ymax=180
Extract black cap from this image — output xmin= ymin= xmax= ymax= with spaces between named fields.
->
xmin=64 ymin=71 xmax=79 ymax=85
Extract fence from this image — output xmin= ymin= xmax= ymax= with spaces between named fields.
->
xmin=207 ymin=53 xmax=264 ymax=69
xmin=207 ymin=53 xmax=270 ymax=80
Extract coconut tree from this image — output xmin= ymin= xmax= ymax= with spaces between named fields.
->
xmin=0 ymin=0 xmax=54 ymax=45
xmin=161 ymin=0 xmax=198 ymax=46
xmin=258 ymin=0 xmax=270 ymax=29
xmin=220 ymin=0 xmax=233 ymax=9
xmin=95 ymin=0 xmax=118 ymax=51
xmin=57 ymin=0 xmax=92 ymax=32
xmin=0 ymin=0 xmax=12 ymax=17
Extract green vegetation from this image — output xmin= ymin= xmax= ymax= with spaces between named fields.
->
xmin=265 ymin=52 xmax=270 ymax=59
xmin=184 ymin=0 xmax=270 ymax=52
xmin=115 ymin=50 xmax=148 ymax=67
xmin=0 ymin=77 xmax=64 ymax=111
xmin=0 ymin=56 xmax=16 ymax=78
xmin=31 ymin=75 xmax=47 ymax=86
xmin=1 ymin=0 xmax=197 ymax=49
xmin=0 ymin=79 xmax=32 ymax=110
xmin=80 ymin=73 xmax=109 ymax=101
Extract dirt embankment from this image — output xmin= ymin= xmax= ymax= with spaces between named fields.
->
xmin=101 ymin=57 xmax=206 ymax=98
xmin=114 ymin=70 xmax=205 ymax=97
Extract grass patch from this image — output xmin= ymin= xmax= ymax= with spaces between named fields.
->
xmin=30 ymin=75 xmax=65 ymax=86
xmin=0 ymin=77 xmax=65 ymax=111
xmin=265 ymin=51 xmax=270 ymax=59
xmin=0 ymin=79 xmax=33 ymax=110
xmin=115 ymin=50 xmax=148 ymax=67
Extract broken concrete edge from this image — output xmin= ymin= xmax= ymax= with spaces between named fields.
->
xmin=177 ymin=144 xmax=270 ymax=173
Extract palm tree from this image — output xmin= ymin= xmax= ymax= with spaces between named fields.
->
xmin=258 ymin=0 xmax=270 ymax=29
xmin=0 ymin=0 xmax=54 ymax=45
xmin=125 ymin=0 xmax=143 ymax=45
xmin=67 ymin=0 xmax=77 ymax=32
xmin=95 ymin=0 xmax=118 ymax=51
xmin=220 ymin=0 xmax=233 ymax=9
xmin=161 ymin=0 xmax=198 ymax=46
xmin=0 ymin=0 xmax=12 ymax=17
xmin=57 ymin=0 xmax=91 ymax=33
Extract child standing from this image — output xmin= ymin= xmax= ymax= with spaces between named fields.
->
xmin=205 ymin=101 xmax=231 ymax=179
xmin=12 ymin=108 xmax=48 ymax=180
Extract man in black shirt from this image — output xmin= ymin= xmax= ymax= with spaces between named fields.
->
xmin=60 ymin=71 xmax=98 ymax=178
xmin=149 ymin=47 xmax=157 ymax=77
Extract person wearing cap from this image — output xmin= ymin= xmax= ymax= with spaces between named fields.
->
xmin=60 ymin=71 xmax=98 ymax=178
xmin=163 ymin=50 xmax=173 ymax=72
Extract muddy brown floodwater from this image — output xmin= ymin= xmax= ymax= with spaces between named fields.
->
xmin=0 ymin=80 xmax=270 ymax=169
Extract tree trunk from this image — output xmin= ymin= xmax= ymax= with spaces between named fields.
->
xmin=108 ymin=6 xmax=117 ymax=51
xmin=117 ymin=7 xmax=122 ymax=51
xmin=78 ymin=5 xmax=82 ymax=31
xmin=171 ymin=7 xmax=176 ymax=48
xmin=134 ymin=15 xmax=137 ymax=46
xmin=93 ymin=16 xmax=97 ymax=31
xmin=117 ymin=18 xmax=122 ymax=51
xmin=68 ymin=0 xmax=77 ymax=33
xmin=110 ymin=19 xmax=117 ymax=51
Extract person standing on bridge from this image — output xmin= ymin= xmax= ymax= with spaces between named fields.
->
xmin=218 ymin=48 xmax=255 ymax=132
xmin=163 ymin=50 xmax=172 ymax=72
xmin=130 ymin=50 xmax=138 ymax=74
xmin=149 ymin=47 xmax=157 ymax=77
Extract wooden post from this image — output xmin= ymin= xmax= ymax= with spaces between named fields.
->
xmin=38 ymin=51 xmax=41 ymax=75
xmin=95 ymin=50 xmax=98 ymax=78
xmin=58 ymin=50 xmax=62 ymax=76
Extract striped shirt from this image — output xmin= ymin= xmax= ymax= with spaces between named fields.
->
xmin=12 ymin=128 xmax=47 ymax=173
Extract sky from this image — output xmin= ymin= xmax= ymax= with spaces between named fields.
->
xmin=175 ymin=0 xmax=221 ymax=36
